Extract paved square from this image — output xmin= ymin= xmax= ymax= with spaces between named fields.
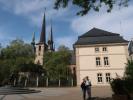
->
xmin=0 ymin=86 xmax=113 ymax=100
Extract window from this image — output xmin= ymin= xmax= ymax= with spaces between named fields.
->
xmin=96 ymin=57 xmax=101 ymax=66
xmin=97 ymin=73 xmax=103 ymax=83
xmin=106 ymin=73 xmax=111 ymax=82
xmin=95 ymin=47 xmax=99 ymax=52
xmin=39 ymin=46 xmax=41 ymax=51
xmin=104 ymin=57 xmax=109 ymax=66
xmin=103 ymin=47 xmax=107 ymax=52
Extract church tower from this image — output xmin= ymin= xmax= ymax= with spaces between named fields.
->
xmin=48 ymin=21 xmax=54 ymax=52
xmin=35 ymin=12 xmax=48 ymax=65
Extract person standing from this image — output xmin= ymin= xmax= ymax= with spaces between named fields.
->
xmin=81 ymin=78 xmax=86 ymax=100
xmin=85 ymin=76 xmax=92 ymax=100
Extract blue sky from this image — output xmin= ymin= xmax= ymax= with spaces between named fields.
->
xmin=0 ymin=0 xmax=133 ymax=49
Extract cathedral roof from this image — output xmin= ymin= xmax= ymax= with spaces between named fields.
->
xmin=74 ymin=28 xmax=128 ymax=45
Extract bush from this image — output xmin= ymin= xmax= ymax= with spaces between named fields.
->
xmin=124 ymin=78 xmax=133 ymax=93
xmin=124 ymin=60 xmax=133 ymax=93
xmin=110 ymin=78 xmax=127 ymax=95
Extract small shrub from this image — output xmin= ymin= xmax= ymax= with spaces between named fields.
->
xmin=124 ymin=78 xmax=133 ymax=93
xmin=110 ymin=78 xmax=127 ymax=95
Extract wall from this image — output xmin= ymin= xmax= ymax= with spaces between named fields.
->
xmin=35 ymin=44 xmax=46 ymax=65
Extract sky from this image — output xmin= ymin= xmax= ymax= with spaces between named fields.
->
xmin=0 ymin=0 xmax=133 ymax=49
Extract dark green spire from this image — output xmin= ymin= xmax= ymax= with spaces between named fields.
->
xmin=31 ymin=32 xmax=36 ymax=53
xmin=40 ymin=12 xmax=46 ymax=43
xmin=48 ymin=20 xmax=54 ymax=51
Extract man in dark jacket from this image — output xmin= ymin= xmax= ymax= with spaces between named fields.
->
xmin=81 ymin=78 xmax=86 ymax=100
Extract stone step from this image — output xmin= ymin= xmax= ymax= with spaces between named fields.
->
xmin=0 ymin=86 xmax=40 ymax=95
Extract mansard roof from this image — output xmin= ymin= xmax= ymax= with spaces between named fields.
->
xmin=74 ymin=28 xmax=128 ymax=45
xmin=79 ymin=28 xmax=119 ymax=38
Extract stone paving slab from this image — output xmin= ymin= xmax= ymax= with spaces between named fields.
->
xmin=0 ymin=86 xmax=113 ymax=100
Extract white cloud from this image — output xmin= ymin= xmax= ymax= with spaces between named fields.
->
xmin=0 ymin=0 xmax=70 ymax=27
xmin=71 ymin=5 xmax=133 ymax=40
xmin=0 ymin=0 xmax=51 ymax=14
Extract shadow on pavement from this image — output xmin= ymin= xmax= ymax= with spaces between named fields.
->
xmin=87 ymin=97 xmax=112 ymax=100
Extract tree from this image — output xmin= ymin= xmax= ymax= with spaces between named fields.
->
xmin=0 ymin=43 xmax=2 ymax=55
xmin=54 ymin=0 xmax=129 ymax=16
xmin=18 ymin=63 xmax=45 ymax=87
xmin=58 ymin=45 xmax=69 ymax=51
xmin=0 ymin=39 xmax=35 ymax=85
xmin=43 ymin=45 xmax=72 ymax=86
xmin=125 ymin=60 xmax=133 ymax=79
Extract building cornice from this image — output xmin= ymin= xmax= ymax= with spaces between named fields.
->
xmin=74 ymin=42 xmax=128 ymax=48
xmin=76 ymin=53 xmax=128 ymax=57
xmin=78 ymin=68 xmax=125 ymax=71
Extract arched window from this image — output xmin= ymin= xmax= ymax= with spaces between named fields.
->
xmin=39 ymin=46 xmax=41 ymax=51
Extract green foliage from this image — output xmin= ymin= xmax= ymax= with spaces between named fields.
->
xmin=54 ymin=0 xmax=129 ymax=16
xmin=19 ymin=62 xmax=45 ymax=74
xmin=124 ymin=60 xmax=133 ymax=93
xmin=0 ymin=39 xmax=35 ymax=85
xmin=44 ymin=45 xmax=72 ymax=80
xmin=0 ymin=60 xmax=10 ymax=84
xmin=125 ymin=60 xmax=133 ymax=79
xmin=58 ymin=45 xmax=69 ymax=51
xmin=124 ymin=78 xmax=133 ymax=93
xmin=110 ymin=60 xmax=133 ymax=94
xmin=2 ymin=39 xmax=34 ymax=60
xmin=110 ymin=78 xmax=128 ymax=95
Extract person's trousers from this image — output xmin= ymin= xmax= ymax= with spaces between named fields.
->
xmin=86 ymin=86 xmax=91 ymax=99
xmin=82 ymin=89 xmax=86 ymax=100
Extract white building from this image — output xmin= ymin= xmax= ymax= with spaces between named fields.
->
xmin=74 ymin=28 xmax=129 ymax=86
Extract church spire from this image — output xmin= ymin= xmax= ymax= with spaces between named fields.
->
xmin=48 ymin=20 xmax=54 ymax=51
xmin=31 ymin=32 xmax=35 ymax=44
xmin=31 ymin=32 xmax=35 ymax=53
xmin=39 ymin=11 xmax=46 ymax=43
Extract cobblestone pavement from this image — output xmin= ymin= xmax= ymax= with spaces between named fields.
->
xmin=0 ymin=86 xmax=113 ymax=100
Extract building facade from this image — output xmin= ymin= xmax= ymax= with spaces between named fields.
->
xmin=74 ymin=28 xmax=129 ymax=86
